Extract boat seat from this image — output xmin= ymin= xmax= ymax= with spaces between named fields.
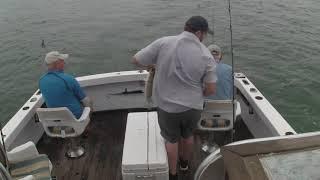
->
xmin=36 ymin=107 xmax=91 ymax=158
xmin=198 ymin=100 xmax=241 ymax=131
xmin=0 ymin=141 xmax=52 ymax=180
xmin=36 ymin=107 xmax=91 ymax=138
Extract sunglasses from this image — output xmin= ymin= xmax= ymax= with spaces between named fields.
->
xmin=211 ymin=51 xmax=220 ymax=55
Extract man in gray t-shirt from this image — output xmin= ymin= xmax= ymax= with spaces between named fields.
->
xmin=132 ymin=16 xmax=216 ymax=180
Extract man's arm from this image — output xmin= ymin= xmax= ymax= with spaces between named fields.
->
xmin=81 ymin=96 xmax=93 ymax=109
xmin=70 ymin=77 xmax=86 ymax=101
xmin=131 ymin=38 xmax=163 ymax=68
xmin=203 ymin=57 xmax=217 ymax=96
xmin=203 ymin=82 xmax=216 ymax=96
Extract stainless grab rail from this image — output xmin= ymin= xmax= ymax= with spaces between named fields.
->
xmin=194 ymin=148 xmax=222 ymax=180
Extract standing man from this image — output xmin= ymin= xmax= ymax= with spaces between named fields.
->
xmin=132 ymin=16 xmax=217 ymax=180
xmin=207 ymin=44 xmax=233 ymax=100
xmin=39 ymin=51 xmax=92 ymax=119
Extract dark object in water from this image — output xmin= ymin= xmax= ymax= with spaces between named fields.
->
xmin=41 ymin=40 xmax=46 ymax=48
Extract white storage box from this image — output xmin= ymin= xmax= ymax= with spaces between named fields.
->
xmin=122 ymin=112 xmax=169 ymax=180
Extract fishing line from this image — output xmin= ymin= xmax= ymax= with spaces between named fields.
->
xmin=211 ymin=3 xmax=215 ymax=43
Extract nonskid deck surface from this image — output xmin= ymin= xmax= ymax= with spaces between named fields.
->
xmin=37 ymin=110 xmax=128 ymax=180
xmin=37 ymin=110 xmax=253 ymax=180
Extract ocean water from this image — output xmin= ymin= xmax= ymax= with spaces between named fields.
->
xmin=0 ymin=0 xmax=319 ymax=133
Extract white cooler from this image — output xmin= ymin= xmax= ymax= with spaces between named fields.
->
xmin=122 ymin=112 xmax=169 ymax=180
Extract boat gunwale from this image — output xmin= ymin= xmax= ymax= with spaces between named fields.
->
xmin=3 ymin=71 xmax=296 ymax=150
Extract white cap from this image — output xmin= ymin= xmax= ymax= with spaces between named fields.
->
xmin=207 ymin=44 xmax=221 ymax=54
xmin=45 ymin=51 xmax=69 ymax=64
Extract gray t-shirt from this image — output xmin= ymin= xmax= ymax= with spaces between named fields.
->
xmin=135 ymin=31 xmax=217 ymax=113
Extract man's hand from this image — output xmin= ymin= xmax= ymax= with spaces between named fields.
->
xmin=132 ymin=56 xmax=155 ymax=70
xmin=81 ymin=97 xmax=93 ymax=110
xmin=147 ymin=65 xmax=155 ymax=72
xmin=131 ymin=56 xmax=141 ymax=66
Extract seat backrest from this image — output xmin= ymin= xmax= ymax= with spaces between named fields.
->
xmin=36 ymin=107 xmax=90 ymax=138
xmin=198 ymin=100 xmax=240 ymax=131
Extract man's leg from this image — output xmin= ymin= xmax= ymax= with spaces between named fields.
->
xmin=179 ymin=109 xmax=201 ymax=171
xmin=166 ymin=142 xmax=178 ymax=175
xmin=157 ymin=108 xmax=180 ymax=179
xmin=179 ymin=135 xmax=194 ymax=163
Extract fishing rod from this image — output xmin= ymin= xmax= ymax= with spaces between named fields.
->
xmin=227 ymin=0 xmax=236 ymax=142
xmin=211 ymin=4 xmax=215 ymax=43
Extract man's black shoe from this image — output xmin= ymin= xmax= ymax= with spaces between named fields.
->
xmin=179 ymin=158 xmax=189 ymax=171
xmin=169 ymin=173 xmax=178 ymax=180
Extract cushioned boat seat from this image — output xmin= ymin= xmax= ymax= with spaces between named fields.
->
xmin=10 ymin=154 xmax=51 ymax=180
xmin=0 ymin=141 xmax=52 ymax=180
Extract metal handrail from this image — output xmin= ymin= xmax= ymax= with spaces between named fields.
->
xmin=194 ymin=148 xmax=222 ymax=180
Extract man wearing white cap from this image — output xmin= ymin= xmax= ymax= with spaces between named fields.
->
xmin=207 ymin=44 xmax=233 ymax=100
xmin=39 ymin=51 xmax=91 ymax=119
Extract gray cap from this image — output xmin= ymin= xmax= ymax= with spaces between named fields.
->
xmin=208 ymin=44 xmax=221 ymax=54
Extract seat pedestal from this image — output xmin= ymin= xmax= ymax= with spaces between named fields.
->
xmin=66 ymin=138 xmax=85 ymax=158
xmin=66 ymin=146 xmax=85 ymax=158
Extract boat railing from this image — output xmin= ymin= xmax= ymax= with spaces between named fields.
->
xmin=194 ymin=148 xmax=222 ymax=180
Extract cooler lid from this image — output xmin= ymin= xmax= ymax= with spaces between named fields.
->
xmin=122 ymin=112 xmax=148 ymax=171
xmin=148 ymin=112 xmax=169 ymax=171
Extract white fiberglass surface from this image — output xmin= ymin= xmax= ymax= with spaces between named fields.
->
xmin=260 ymin=148 xmax=320 ymax=180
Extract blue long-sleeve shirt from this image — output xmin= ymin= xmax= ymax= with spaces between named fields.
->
xmin=39 ymin=70 xmax=86 ymax=118
xmin=207 ymin=63 xmax=232 ymax=100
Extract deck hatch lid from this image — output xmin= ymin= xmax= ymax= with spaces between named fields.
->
xmin=122 ymin=112 xmax=148 ymax=171
xmin=147 ymin=112 xmax=168 ymax=171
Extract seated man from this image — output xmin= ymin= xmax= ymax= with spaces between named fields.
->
xmin=206 ymin=44 xmax=233 ymax=100
xmin=201 ymin=45 xmax=233 ymax=149
xmin=39 ymin=51 xmax=91 ymax=119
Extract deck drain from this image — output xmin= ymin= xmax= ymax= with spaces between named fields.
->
xmin=235 ymin=73 xmax=245 ymax=78
xmin=255 ymin=96 xmax=263 ymax=100
xmin=242 ymin=80 xmax=250 ymax=85
xmin=285 ymin=132 xmax=294 ymax=135
xmin=250 ymin=88 xmax=257 ymax=92
xmin=22 ymin=106 xmax=30 ymax=110
xmin=30 ymin=97 xmax=37 ymax=102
